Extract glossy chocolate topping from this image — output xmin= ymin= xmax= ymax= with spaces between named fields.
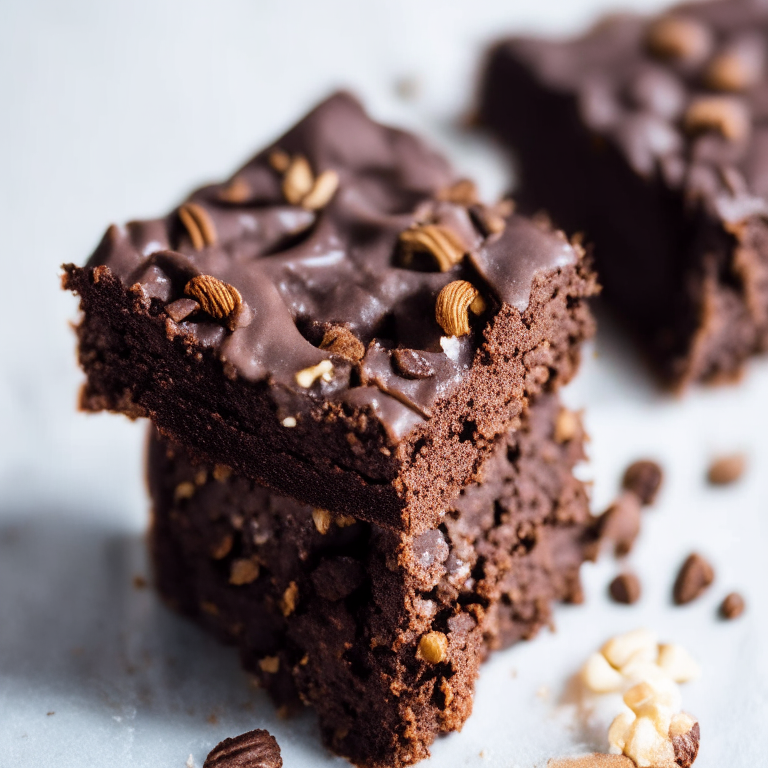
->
xmin=507 ymin=0 xmax=768 ymax=225
xmin=86 ymin=92 xmax=579 ymax=426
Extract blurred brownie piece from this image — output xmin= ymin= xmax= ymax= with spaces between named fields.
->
xmin=481 ymin=0 xmax=768 ymax=388
xmin=148 ymin=393 xmax=597 ymax=768
xmin=63 ymin=92 xmax=597 ymax=534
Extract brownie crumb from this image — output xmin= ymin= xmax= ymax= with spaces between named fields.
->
xmin=609 ymin=573 xmax=641 ymax=605
xmin=673 ymin=553 xmax=715 ymax=605
xmin=593 ymin=493 xmax=642 ymax=557
xmin=720 ymin=591 xmax=745 ymax=620
xmin=203 ymin=728 xmax=282 ymax=768
xmin=707 ymin=453 xmax=747 ymax=485
xmin=622 ymin=460 xmax=663 ymax=505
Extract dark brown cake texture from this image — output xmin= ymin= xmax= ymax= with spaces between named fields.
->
xmin=480 ymin=0 xmax=768 ymax=389
xmin=64 ymin=91 xmax=597 ymax=534
xmin=148 ymin=394 xmax=598 ymax=768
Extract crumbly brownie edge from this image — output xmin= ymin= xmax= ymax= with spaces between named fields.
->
xmin=64 ymin=257 xmax=596 ymax=534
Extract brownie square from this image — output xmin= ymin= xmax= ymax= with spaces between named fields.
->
xmin=148 ymin=393 xmax=597 ymax=768
xmin=480 ymin=0 xmax=768 ymax=388
xmin=64 ymin=92 xmax=597 ymax=533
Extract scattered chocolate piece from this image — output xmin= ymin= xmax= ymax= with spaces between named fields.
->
xmin=707 ymin=453 xmax=747 ymax=485
xmin=622 ymin=460 xmax=663 ymax=505
xmin=609 ymin=572 xmax=641 ymax=605
xmin=391 ymin=348 xmax=435 ymax=379
xmin=671 ymin=720 xmax=700 ymax=768
xmin=203 ymin=728 xmax=282 ymax=768
xmin=593 ymin=492 xmax=642 ymax=557
xmin=720 ymin=591 xmax=745 ymax=620
xmin=165 ymin=298 xmax=200 ymax=323
xmin=673 ymin=553 xmax=715 ymax=605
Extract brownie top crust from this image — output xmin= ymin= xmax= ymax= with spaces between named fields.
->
xmin=503 ymin=0 xmax=768 ymax=227
xmin=81 ymin=91 xmax=579 ymax=436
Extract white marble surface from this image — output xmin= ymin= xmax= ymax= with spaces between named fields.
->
xmin=1 ymin=0 xmax=767 ymax=766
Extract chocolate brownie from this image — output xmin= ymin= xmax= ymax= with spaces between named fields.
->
xmin=64 ymin=92 xmax=597 ymax=533
xmin=148 ymin=394 xmax=597 ymax=768
xmin=480 ymin=0 xmax=768 ymax=388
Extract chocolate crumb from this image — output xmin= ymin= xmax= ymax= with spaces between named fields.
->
xmin=392 ymin=348 xmax=435 ymax=379
xmin=203 ymin=728 xmax=282 ymax=768
xmin=707 ymin=453 xmax=746 ymax=485
xmin=319 ymin=324 xmax=365 ymax=363
xmin=622 ymin=460 xmax=663 ymax=505
xmin=720 ymin=591 xmax=745 ymax=620
xmin=673 ymin=553 xmax=715 ymax=605
xmin=593 ymin=492 xmax=642 ymax=556
xmin=609 ymin=572 xmax=641 ymax=604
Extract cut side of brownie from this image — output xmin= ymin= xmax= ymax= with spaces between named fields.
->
xmin=148 ymin=393 xmax=597 ymax=768
xmin=480 ymin=0 xmax=768 ymax=389
xmin=65 ymin=91 xmax=597 ymax=534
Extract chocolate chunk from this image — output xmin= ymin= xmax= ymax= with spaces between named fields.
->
xmin=673 ymin=553 xmax=715 ymax=605
xmin=203 ymin=728 xmax=282 ymax=768
xmin=707 ymin=453 xmax=747 ymax=485
xmin=594 ymin=493 xmax=642 ymax=557
xmin=319 ymin=324 xmax=365 ymax=363
xmin=720 ymin=591 xmax=745 ymax=620
xmin=391 ymin=349 xmax=435 ymax=379
xmin=671 ymin=720 xmax=700 ymax=768
xmin=165 ymin=298 xmax=199 ymax=323
xmin=609 ymin=572 xmax=641 ymax=604
xmin=622 ymin=460 xmax=663 ymax=505
xmin=310 ymin=556 xmax=364 ymax=601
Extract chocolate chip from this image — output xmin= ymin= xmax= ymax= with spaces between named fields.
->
xmin=609 ymin=572 xmax=641 ymax=604
xmin=673 ymin=553 xmax=714 ymax=605
xmin=594 ymin=492 xmax=642 ymax=557
xmin=622 ymin=460 xmax=663 ymax=505
xmin=203 ymin=728 xmax=282 ymax=768
xmin=720 ymin=591 xmax=745 ymax=620
xmin=165 ymin=298 xmax=199 ymax=323
xmin=391 ymin=348 xmax=435 ymax=379
xmin=707 ymin=453 xmax=746 ymax=485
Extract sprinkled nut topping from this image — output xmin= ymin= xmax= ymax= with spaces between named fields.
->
xmin=684 ymin=96 xmax=750 ymax=142
xmin=174 ymin=481 xmax=196 ymax=501
xmin=280 ymin=153 xmax=339 ymax=210
xmin=436 ymin=178 xmax=479 ymax=206
xmin=399 ymin=224 xmax=467 ymax=272
xmin=417 ymin=631 xmax=448 ymax=664
xmin=320 ymin=325 xmax=365 ymax=362
xmin=646 ymin=16 xmax=712 ymax=63
xmin=336 ymin=514 xmax=357 ymax=527
xmin=301 ymin=169 xmax=340 ymax=210
xmin=295 ymin=359 xmax=334 ymax=388
xmin=554 ymin=408 xmax=580 ymax=443
xmin=229 ymin=558 xmax=260 ymax=586
xmin=184 ymin=275 xmax=243 ymax=325
xmin=312 ymin=508 xmax=332 ymax=535
xmin=281 ymin=416 xmax=297 ymax=428
xmin=435 ymin=280 xmax=486 ymax=336
xmin=258 ymin=656 xmax=280 ymax=674
xmin=178 ymin=202 xmax=217 ymax=250
xmin=268 ymin=149 xmax=291 ymax=172
xmin=282 ymin=155 xmax=314 ymax=205
xmin=281 ymin=581 xmax=298 ymax=616
xmin=217 ymin=176 xmax=252 ymax=203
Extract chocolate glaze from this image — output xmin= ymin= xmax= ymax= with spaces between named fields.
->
xmin=85 ymin=92 xmax=579 ymax=427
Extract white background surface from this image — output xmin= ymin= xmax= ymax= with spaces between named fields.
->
xmin=1 ymin=1 xmax=767 ymax=766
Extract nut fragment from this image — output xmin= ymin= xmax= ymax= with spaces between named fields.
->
xmin=301 ymin=169 xmax=340 ymax=210
xmin=437 ymin=178 xmax=479 ymax=206
xmin=282 ymin=155 xmax=314 ymax=205
xmin=684 ymin=96 xmax=750 ymax=142
xmin=646 ymin=16 xmax=712 ymax=63
xmin=670 ymin=716 xmax=700 ymax=768
xmin=281 ymin=581 xmax=298 ymax=616
xmin=336 ymin=514 xmax=356 ymax=527
xmin=258 ymin=656 xmax=280 ymax=674
xmin=184 ymin=275 xmax=242 ymax=323
xmin=435 ymin=280 xmax=486 ymax=336
xmin=295 ymin=359 xmax=334 ymax=388
xmin=210 ymin=534 xmax=233 ymax=560
xmin=582 ymin=652 xmax=625 ymax=693
xmin=268 ymin=149 xmax=291 ymax=172
xmin=178 ymin=202 xmax=217 ymax=250
xmin=673 ymin=553 xmax=714 ymax=605
xmin=657 ymin=644 xmax=701 ymax=683
xmin=203 ymin=728 xmax=282 ymax=768
xmin=320 ymin=325 xmax=365 ymax=363
xmin=705 ymin=41 xmax=764 ymax=92
xmin=399 ymin=224 xmax=467 ymax=272
xmin=719 ymin=591 xmax=745 ymax=620
xmin=174 ymin=481 xmax=196 ymax=502
xmin=609 ymin=573 xmax=642 ymax=605
xmin=229 ymin=558 xmax=260 ymax=586
xmin=212 ymin=464 xmax=232 ymax=482
xmin=312 ymin=508 xmax=332 ymax=535
xmin=602 ymin=628 xmax=657 ymax=670
xmin=707 ymin=453 xmax=746 ymax=485
xmin=417 ymin=631 xmax=448 ymax=664
xmin=554 ymin=408 xmax=580 ymax=444
xmin=622 ymin=460 xmax=663 ymax=505
xmin=217 ymin=176 xmax=252 ymax=203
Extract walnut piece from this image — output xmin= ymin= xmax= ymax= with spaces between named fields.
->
xmin=417 ymin=631 xmax=448 ymax=664
xmin=435 ymin=280 xmax=486 ymax=336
